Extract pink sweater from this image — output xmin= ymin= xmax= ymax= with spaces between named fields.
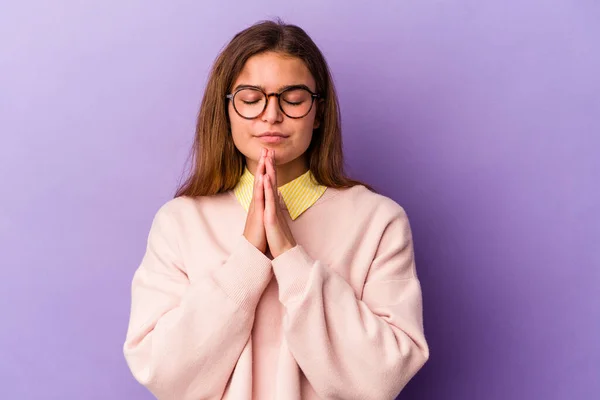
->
xmin=123 ymin=185 xmax=429 ymax=399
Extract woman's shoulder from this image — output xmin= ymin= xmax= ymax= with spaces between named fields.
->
xmin=152 ymin=192 xmax=235 ymax=222
xmin=321 ymin=184 xmax=408 ymax=220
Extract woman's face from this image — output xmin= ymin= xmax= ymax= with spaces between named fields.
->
xmin=228 ymin=51 xmax=320 ymax=171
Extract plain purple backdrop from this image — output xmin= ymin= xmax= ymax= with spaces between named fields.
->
xmin=1 ymin=1 xmax=598 ymax=399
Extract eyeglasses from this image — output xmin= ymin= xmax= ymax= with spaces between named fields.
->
xmin=226 ymin=85 xmax=320 ymax=119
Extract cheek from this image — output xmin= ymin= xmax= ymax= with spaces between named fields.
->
xmin=229 ymin=117 xmax=248 ymax=153
xmin=229 ymin=114 xmax=263 ymax=160
xmin=290 ymin=120 xmax=315 ymax=151
xmin=229 ymin=111 xmax=251 ymax=140
xmin=298 ymin=114 xmax=317 ymax=140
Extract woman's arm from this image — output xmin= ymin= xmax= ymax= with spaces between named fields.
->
xmin=272 ymin=208 xmax=429 ymax=400
xmin=123 ymin=204 xmax=272 ymax=400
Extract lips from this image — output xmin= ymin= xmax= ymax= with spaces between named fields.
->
xmin=256 ymin=131 xmax=289 ymax=138
xmin=255 ymin=132 xmax=288 ymax=144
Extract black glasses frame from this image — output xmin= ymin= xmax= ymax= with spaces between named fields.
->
xmin=226 ymin=85 xmax=320 ymax=120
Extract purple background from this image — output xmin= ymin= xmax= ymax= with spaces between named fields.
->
xmin=1 ymin=1 xmax=598 ymax=399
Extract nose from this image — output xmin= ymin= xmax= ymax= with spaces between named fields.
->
xmin=261 ymin=94 xmax=283 ymax=124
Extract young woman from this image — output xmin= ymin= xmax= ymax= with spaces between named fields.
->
xmin=123 ymin=19 xmax=429 ymax=400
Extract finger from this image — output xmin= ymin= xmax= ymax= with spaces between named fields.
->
xmin=268 ymin=149 xmax=277 ymax=187
xmin=255 ymin=174 xmax=264 ymax=211
xmin=252 ymin=149 xmax=264 ymax=194
xmin=263 ymin=174 xmax=275 ymax=223
xmin=264 ymin=150 xmax=274 ymax=184
xmin=255 ymin=150 xmax=267 ymax=211
xmin=265 ymin=150 xmax=278 ymax=199
xmin=258 ymin=148 xmax=267 ymax=176
xmin=252 ymin=151 xmax=266 ymax=211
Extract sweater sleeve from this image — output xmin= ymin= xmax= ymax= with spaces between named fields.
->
xmin=123 ymin=204 xmax=272 ymax=400
xmin=271 ymin=208 xmax=429 ymax=400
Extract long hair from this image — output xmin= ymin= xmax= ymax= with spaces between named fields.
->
xmin=174 ymin=19 xmax=373 ymax=198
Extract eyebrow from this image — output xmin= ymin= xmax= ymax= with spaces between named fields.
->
xmin=232 ymin=83 xmax=314 ymax=93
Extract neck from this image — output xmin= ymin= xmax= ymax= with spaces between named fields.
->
xmin=246 ymin=155 xmax=309 ymax=187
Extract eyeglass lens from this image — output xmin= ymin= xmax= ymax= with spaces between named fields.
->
xmin=233 ymin=88 xmax=313 ymax=118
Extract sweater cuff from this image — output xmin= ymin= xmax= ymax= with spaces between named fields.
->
xmin=272 ymin=245 xmax=314 ymax=304
xmin=211 ymin=235 xmax=273 ymax=310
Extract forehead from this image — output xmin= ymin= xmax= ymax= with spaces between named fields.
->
xmin=233 ymin=51 xmax=316 ymax=91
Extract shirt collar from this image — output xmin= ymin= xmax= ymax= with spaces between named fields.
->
xmin=233 ymin=166 xmax=327 ymax=220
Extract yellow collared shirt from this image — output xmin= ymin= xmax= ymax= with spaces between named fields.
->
xmin=233 ymin=167 xmax=327 ymax=220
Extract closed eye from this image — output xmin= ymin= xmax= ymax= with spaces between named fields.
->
xmin=283 ymin=100 xmax=303 ymax=106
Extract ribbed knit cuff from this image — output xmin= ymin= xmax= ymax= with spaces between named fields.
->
xmin=211 ymin=235 xmax=273 ymax=310
xmin=272 ymin=245 xmax=314 ymax=304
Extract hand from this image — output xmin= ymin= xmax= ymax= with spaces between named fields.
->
xmin=263 ymin=149 xmax=297 ymax=258
xmin=243 ymin=148 xmax=268 ymax=253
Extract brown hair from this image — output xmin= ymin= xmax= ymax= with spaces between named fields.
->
xmin=174 ymin=19 xmax=373 ymax=198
